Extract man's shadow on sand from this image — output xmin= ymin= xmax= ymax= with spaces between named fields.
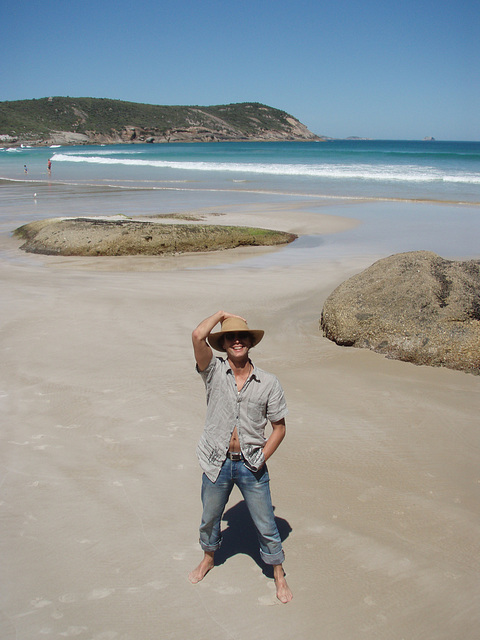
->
xmin=213 ymin=500 xmax=292 ymax=579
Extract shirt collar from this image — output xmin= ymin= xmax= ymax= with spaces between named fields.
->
xmin=224 ymin=357 xmax=259 ymax=381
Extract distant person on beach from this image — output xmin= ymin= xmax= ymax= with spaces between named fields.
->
xmin=24 ymin=165 xmax=27 ymax=174
xmin=189 ymin=310 xmax=292 ymax=603
xmin=47 ymin=158 xmax=52 ymax=173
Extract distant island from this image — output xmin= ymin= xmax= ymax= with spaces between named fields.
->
xmin=0 ymin=97 xmax=323 ymax=146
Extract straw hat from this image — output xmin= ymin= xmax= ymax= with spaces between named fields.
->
xmin=207 ymin=317 xmax=264 ymax=352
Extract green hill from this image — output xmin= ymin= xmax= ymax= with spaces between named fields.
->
xmin=0 ymin=97 xmax=321 ymax=145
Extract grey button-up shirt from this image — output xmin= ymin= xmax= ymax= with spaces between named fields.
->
xmin=196 ymin=354 xmax=288 ymax=482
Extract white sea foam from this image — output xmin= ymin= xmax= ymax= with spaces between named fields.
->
xmin=58 ymin=148 xmax=144 ymax=156
xmin=51 ymin=153 xmax=480 ymax=184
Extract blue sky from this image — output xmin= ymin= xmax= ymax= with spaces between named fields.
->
xmin=2 ymin=0 xmax=478 ymax=140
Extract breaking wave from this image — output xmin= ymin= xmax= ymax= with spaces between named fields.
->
xmin=51 ymin=153 xmax=480 ymax=185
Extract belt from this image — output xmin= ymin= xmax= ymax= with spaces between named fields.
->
xmin=226 ymin=451 xmax=243 ymax=461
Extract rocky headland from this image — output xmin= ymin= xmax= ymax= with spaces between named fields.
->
xmin=321 ymin=251 xmax=480 ymax=374
xmin=0 ymin=97 xmax=322 ymax=146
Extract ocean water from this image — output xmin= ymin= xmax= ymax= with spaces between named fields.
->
xmin=1 ymin=140 xmax=479 ymax=263
xmin=1 ymin=139 xmax=480 ymax=202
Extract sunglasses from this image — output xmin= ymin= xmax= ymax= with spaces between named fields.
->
xmin=223 ymin=331 xmax=251 ymax=341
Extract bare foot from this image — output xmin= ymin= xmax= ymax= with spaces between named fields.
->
xmin=188 ymin=552 xmax=214 ymax=584
xmin=274 ymin=565 xmax=293 ymax=603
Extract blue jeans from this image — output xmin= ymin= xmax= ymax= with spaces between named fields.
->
xmin=199 ymin=458 xmax=285 ymax=565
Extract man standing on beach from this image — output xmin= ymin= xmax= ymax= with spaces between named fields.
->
xmin=188 ymin=310 xmax=292 ymax=603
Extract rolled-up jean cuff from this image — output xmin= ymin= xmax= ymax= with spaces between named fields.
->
xmin=199 ymin=538 xmax=222 ymax=553
xmin=260 ymin=548 xmax=285 ymax=565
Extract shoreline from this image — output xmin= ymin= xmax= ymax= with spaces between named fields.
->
xmin=2 ymin=176 xmax=480 ymax=207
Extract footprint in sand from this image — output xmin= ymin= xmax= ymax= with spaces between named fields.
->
xmin=257 ymin=594 xmax=277 ymax=606
xmin=213 ymin=585 xmax=241 ymax=595
xmin=58 ymin=593 xmax=77 ymax=603
xmin=87 ymin=588 xmax=115 ymax=600
xmin=59 ymin=626 xmax=88 ymax=637
xmin=31 ymin=597 xmax=52 ymax=608
xmin=146 ymin=580 xmax=167 ymax=591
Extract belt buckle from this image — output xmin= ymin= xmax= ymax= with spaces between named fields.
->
xmin=228 ymin=451 xmax=242 ymax=461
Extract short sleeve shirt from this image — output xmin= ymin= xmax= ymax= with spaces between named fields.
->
xmin=196 ymin=355 xmax=288 ymax=481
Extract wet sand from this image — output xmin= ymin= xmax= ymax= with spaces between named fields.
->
xmin=1 ymin=200 xmax=479 ymax=639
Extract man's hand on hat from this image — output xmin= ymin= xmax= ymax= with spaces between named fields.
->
xmin=220 ymin=311 xmax=247 ymax=324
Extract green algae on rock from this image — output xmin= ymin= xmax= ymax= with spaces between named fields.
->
xmin=14 ymin=217 xmax=297 ymax=257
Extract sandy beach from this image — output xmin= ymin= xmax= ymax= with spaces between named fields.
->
xmin=1 ymin=198 xmax=479 ymax=640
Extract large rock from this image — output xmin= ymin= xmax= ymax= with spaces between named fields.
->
xmin=14 ymin=217 xmax=296 ymax=257
xmin=321 ymin=251 xmax=480 ymax=374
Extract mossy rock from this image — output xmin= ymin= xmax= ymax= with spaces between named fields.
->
xmin=13 ymin=217 xmax=297 ymax=257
